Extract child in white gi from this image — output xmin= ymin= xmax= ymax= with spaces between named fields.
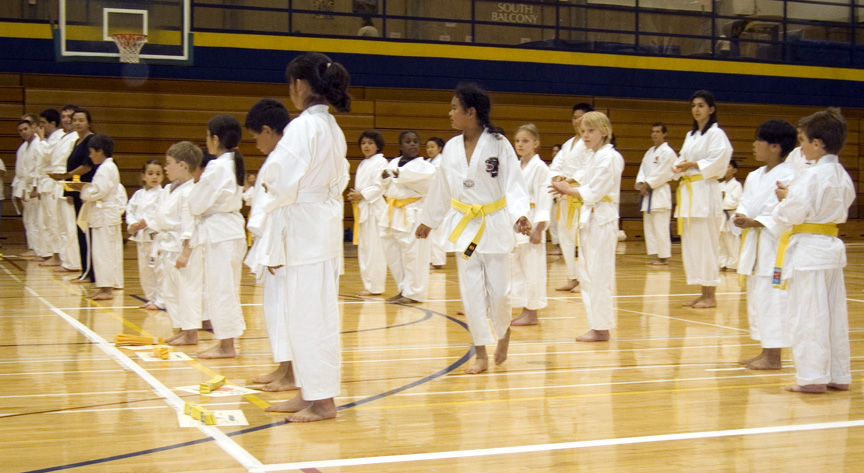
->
xmin=672 ymin=90 xmax=733 ymax=308
xmin=153 ymin=142 xmax=204 ymax=345
xmin=774 ymin=108 xmax=854 ymax=393
xmin=550 ymin=111 xmax=624 ymax=342
xmin=380 ymin=130 xmax=435 ymax=304
xmin=635 ymin=122 xmax=676 ymax=265
xmin=425 ymin=137 xmax=448 ymax=269
xmin=126 ymin=160 xmax=165 ymax=310
xmin=188 ymin=115 xmax=247 ymax=359
xmin=550 ymin=103 xmax=594 ymax=292
xmin=547 ymin=143 xmax=562 ymax=250
xmin=347 ymin=130 xmax=389 ymax=296
xmin=417 ymin=83 xmax=531 ymax=374
xmin=510 ymin=124 xmax=551 ymax=327
xmin=72 ymin=134 xmax=126 ymax=300
xmin=718 ymin=160 xmax=743 ymax=271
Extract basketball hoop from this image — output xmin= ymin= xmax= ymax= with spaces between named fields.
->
xmin=111 ymin=33 xmax=148 ymax=63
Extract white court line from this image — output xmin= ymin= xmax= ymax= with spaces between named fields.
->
xmin=24 ymin=286 xmax=263 ymax=471
xmin=0 ymin=368 xmax=125 ymax=377
xmin=47 ymin=401 xmax=243 ymax=415
xmin=251 ymin=419 xmax=864 ymax=472
xmin=0 ymin=389 xmax=150 ymax=399
xmin=0 ymin=264 xmax=23 ymax=282
xmin=617 ymin=307 xmax=748 ymax=332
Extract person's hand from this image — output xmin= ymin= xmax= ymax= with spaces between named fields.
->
xmin=732 ymin=214 xmax=761 ymax=228
xmin=637 ymin=183 xmax=649 ymax=196
xmin=514 ymin=216 xmax=532 ymax=236
xmin=549 ymin=180 xmax=570 ymax=196
xmin=346 ymin=189 xmax=364 ymax=202
xmin=50 ymin=173 xmax=67 ymax=181
xmin=415 ymin=223 xmax=432 ymax=239
xmin=529 ymin=225 xmax=544 ymax=244
xmin=175 ymin=253 xmax=189 ymax=269
xmin=267 ymin=265 xmax=284 ymax=275
xmin=775 ymin=181 xmax=788 ymax=202
xmin=672 ymin=161 xmax=697 ymax=173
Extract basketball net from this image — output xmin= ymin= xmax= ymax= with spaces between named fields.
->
xmin=111 ymin=33 xmax=148 ymax=63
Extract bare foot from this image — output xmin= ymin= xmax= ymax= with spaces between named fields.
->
xmin=355 ymin=290 xmax=381 ymax=297
xmin=576 ymin=329 xmax=610 ymax=342
xmin=202 ymin=320 xmax=212 ymax=331
xmin=784 ymin=384 xmax=827 ymax=393
xmin=746 ymin=357 xmax=781 ymax=370
xmin=167 ymin=330 xmax=198 ymax=346
xmin=690 ymin=298 xmax=716 ymax=308
xmin=682 ymin=296 xmax=702 ymax=307
xmin=556 ymin=280 xmax=579 ymax=292
xmin=511 ymin=309 xmax=539 ymax=326
xmin=827 ymin=383 xmax=850 ymax=391
xmin=387 ymin=296 xmax=419 ymax=304
xmin=88 ymin=288 xmax=113 ymax=300
xmin=253 ymin=362 xmax=298 ymax=392
xmin=570 ymin=283 xmax=581 ymax=293
xmin=72 ymin=278 xmax=91 ymax=285
xmin=198 ymin=340 xmax=236 ymax=359
xmin=261 ymin=377 xmax=299 ymax=392
xmin=19 ymin=250 xmax=36 ymax=258
xmin=286 ymin=399 xmax=337 ymax=423
xmin=139 ymin=302 xmax=160 ymax=310
xmin=385 ymin=293 xmax=403 ymax=302
xmin=266 ymin=392 xmax=311 ymax=413
xmin=431 ymin=265 xmax=443 ymax=269
xmin=54 ymin=266 xmax=77 ymax=272
xmin=739 ymin=352 xmax=764 ymax=366
xmin=465 ymin=346 xmax=489 ymax=374
xmin=39 ymin=256 xmax=62 ymax=266
xmin=548 ymin=247 xmax=562 ymax=255
xmin=648 ymin=259 xmax=669 ymax=265
xmin=494 ymin=329 xmax=510 ymax=365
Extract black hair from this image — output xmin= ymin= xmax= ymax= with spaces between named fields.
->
xmin=244 ymin=98 xmax=290 ymax=134
xmin=286 ymin=52 xmax=351 ymax=113
xmin=17 ymin=118 xmax=32 ymax=127
xmin=40 ymin=109 xmax=61 ymax=127
xmin=454 ymin=82 xmax=503 ymax=135
xmin=690 ymin=90 xmax=718 ymax=134
xmin=361 ymin=17 xmax=374 ymax=27
xmin=358 ymin=129 xmax=385 ymax=153
xmin=141 ymin=159 xmax=163 ymax=173
xmin=572 ymin=102 xmax=594 ymax=113
xmin=61 ymin=104 xmax=78 ymax=113
xmin=755 ymin=119 xmax=797 ymax=159
xmin=22 ymin=113 xmax=39 ymax=125
xmin=207 ymin=115 xmax=246 ymax=186
xmin=729 ymin=159 xmax=737 ymax=168
xmin=398 ymin=130 xmax=420 ymax=155
xmin=426 ymin=137 xmax=445 ymax=149
xmin=652 ymin=122 xmax=667 ymax=134
xmin=201 ymin=146 xmax=215 ymax=170
xmin=72 ymin=109 xmax=94 ymax=131
xmin=88 ymin=134 xmax=114 ymax=157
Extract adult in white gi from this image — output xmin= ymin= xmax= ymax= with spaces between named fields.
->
xmin=672 ymin=91 xmax=732 ymax=308
xmin=347 ymin=130 xmax=389 ymax=296
xmin=510 ymin=124 xmax=552 ymax=327
xmin=718 ymin=161 xmax=743 ymax=271
xmin=550 ymin=103 xmax=593 ymax=292
xmin=635 ymin=123 xmax=676 ymax=265
xmin=126 ymin=161 xmax=165 ymax=310
xmin=34 ymin=111 xmax=66 ymax=266
xmin=253 ymin=52 xmax=351 ymax=423
xmin=773 ymin=109 xmax=854 ymax=394
xmin=379 ymin=131 xmax=435 ymax=304
xmin=12 ymin=119 xmax=41 ymax=257
xmin=47 ymin=107 xmax=82 ymax=273
xmin=418 ymin=84 xmax=531 ymax=374
xmin=189 ymin=116 xmax=247 ymax=359
xmin=550 ymin=111 xmax=624 ymax=342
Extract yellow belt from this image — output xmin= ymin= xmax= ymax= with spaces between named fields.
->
xmin=676 ymin=173 xmax=704 ymax=235
xmin=566 ymin=194 xmax=613 ymax=228
xmin=448 ymin=197 xmax=507 ymax=259
xmin=386 ymin=196 xmax=421 ymax=228
xmin=737 ymin=227 xmax=759 ymax=288
xmin=773 ymin=223 xmax=839 ymax=289
xmin=351 ymin=202 xmax=360 ymax=245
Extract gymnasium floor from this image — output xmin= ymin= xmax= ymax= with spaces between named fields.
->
xmin=1 ymin=240 xmax=863 ymax=472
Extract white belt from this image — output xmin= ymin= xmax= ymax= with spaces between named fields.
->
xmin=296 ymin=188 xmax=330 ymax=203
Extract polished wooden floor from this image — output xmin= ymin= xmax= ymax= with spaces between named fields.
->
xmin=1 ymin=239 xmax=863 ymax=473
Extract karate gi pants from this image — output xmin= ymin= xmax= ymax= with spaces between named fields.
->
xmin=680 ymin=217 xmax=720 ymax=286
xmin=23 ymin=199 xmax=43 ymax=255
xmin=429 ymin=228 xmax=447 ymax=266
xmin=284 ymin=257 xmax=341 ymax=401
xmin=263 ymin=268 xmax=293 ymax=364
xmin=136 ymin=241 xmax=163 ymax=307
xmin=38 ymin=193 xmax=61 ymax=255
xmin=91 ymin=225 xmax=123 ymax=289
xmin=787 ymin=268 xmax=851 ymax=386
xmin=556 ymin=213 xmax=579 ymax=280
xmin=357 ymin=217 xmax=386 ymax=294
xmin=202 ymin=238 xmax=246 ymax=340
xmin=577 ymin=220 xmax=617 ymax=331
xmin=548 ymin=205 xmax=559 ymax=245
xmin=381 ymin=229 xmax=430 ymax=301
xmin=58 ymin=198 xmax=81 ymax=270
xmin=456 ymin=252 xmax=511 ymax=346
xmin=746 ymin=275 xmax=789 ymax=348
xmin=161 ymin=249 xmax=203 ymax=331
xmin=510 ymin=242 xmax=547 ymax=310
xmin=719 ymin=229 xmax=739 ymax=270
xmin=642 ymin=209 xmax=671 ymax=259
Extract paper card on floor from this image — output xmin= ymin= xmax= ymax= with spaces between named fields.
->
xmin=177 ymin=410 xmax=249 ymax=427
xmin=120 ymin=345 xmax=156 ymax=351
xmin=175 ymin=385 xmax=259 ymax=397
xmin=136 ymin=351 xmax=192 ymax=361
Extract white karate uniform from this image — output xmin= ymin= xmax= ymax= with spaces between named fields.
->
xmin=427 ymin=155 xmax=447 ymax=266
xmin=188 ymin=152 xmax=247 ymax=341
xmin=379 ymin=156 xmax=435 ymax=301
xmin=34 ymin=129 xmax=65 ymax=257
xmin=635 ymin=142 xmax=676 ymax=259
xmin=12 ymin=137 xmax=41 ymax=254
xmin=784 ymin=147 xmax=813 ymax=176
xmin=353 ymin=153 xmax=388 ymax=293
xmin=246 ymin=104 xmax=346 ymax=401
xmin=549 ymin=136 xmax=586 ymax=280
xmin=53 ymin=131 xmax=81 ymax=270
xmin=773 ymin=154 xmax=854 ymax=386
xmin=574 ymin=144 xmax=624 ymax=331
xmin=732 ymin=163 xmax=795 ymax=348
xmin=421 ymin=130 xmax=530 ymax=346
xmin=127 ymin=186 xmax=164 ymax=307
xmin=80 ymin=158 xmax=126 ymax=289
xmin=152 ymin=180 xmax=203 ymax=331
xmin=718 ymin=177 xmax=743 ymax=269
xmin=510 ymin=155 xmax=551 ymax=310
xmin=673 ymin=123 xmax=733 ymax=286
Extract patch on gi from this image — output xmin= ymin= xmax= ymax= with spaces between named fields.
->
xmin=485 ymin=157 xmax=499 ymax=177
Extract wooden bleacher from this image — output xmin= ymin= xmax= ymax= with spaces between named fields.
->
xmin=1 ymin=72 xmax=861 ymax=243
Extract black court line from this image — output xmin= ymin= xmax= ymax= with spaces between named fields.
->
xmin=4 ymin=258 xmax=25 ymax=272
xmin=24 ymin=306 xmax=473 ymax=473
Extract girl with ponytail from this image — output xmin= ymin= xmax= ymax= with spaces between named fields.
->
xmin=254 ymin=52 xmax=350 ymax=423
xmin=186 ymin=114 xmax=248 ymax=359
xmin=416 ymin=82 xmax=532 ymax=375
